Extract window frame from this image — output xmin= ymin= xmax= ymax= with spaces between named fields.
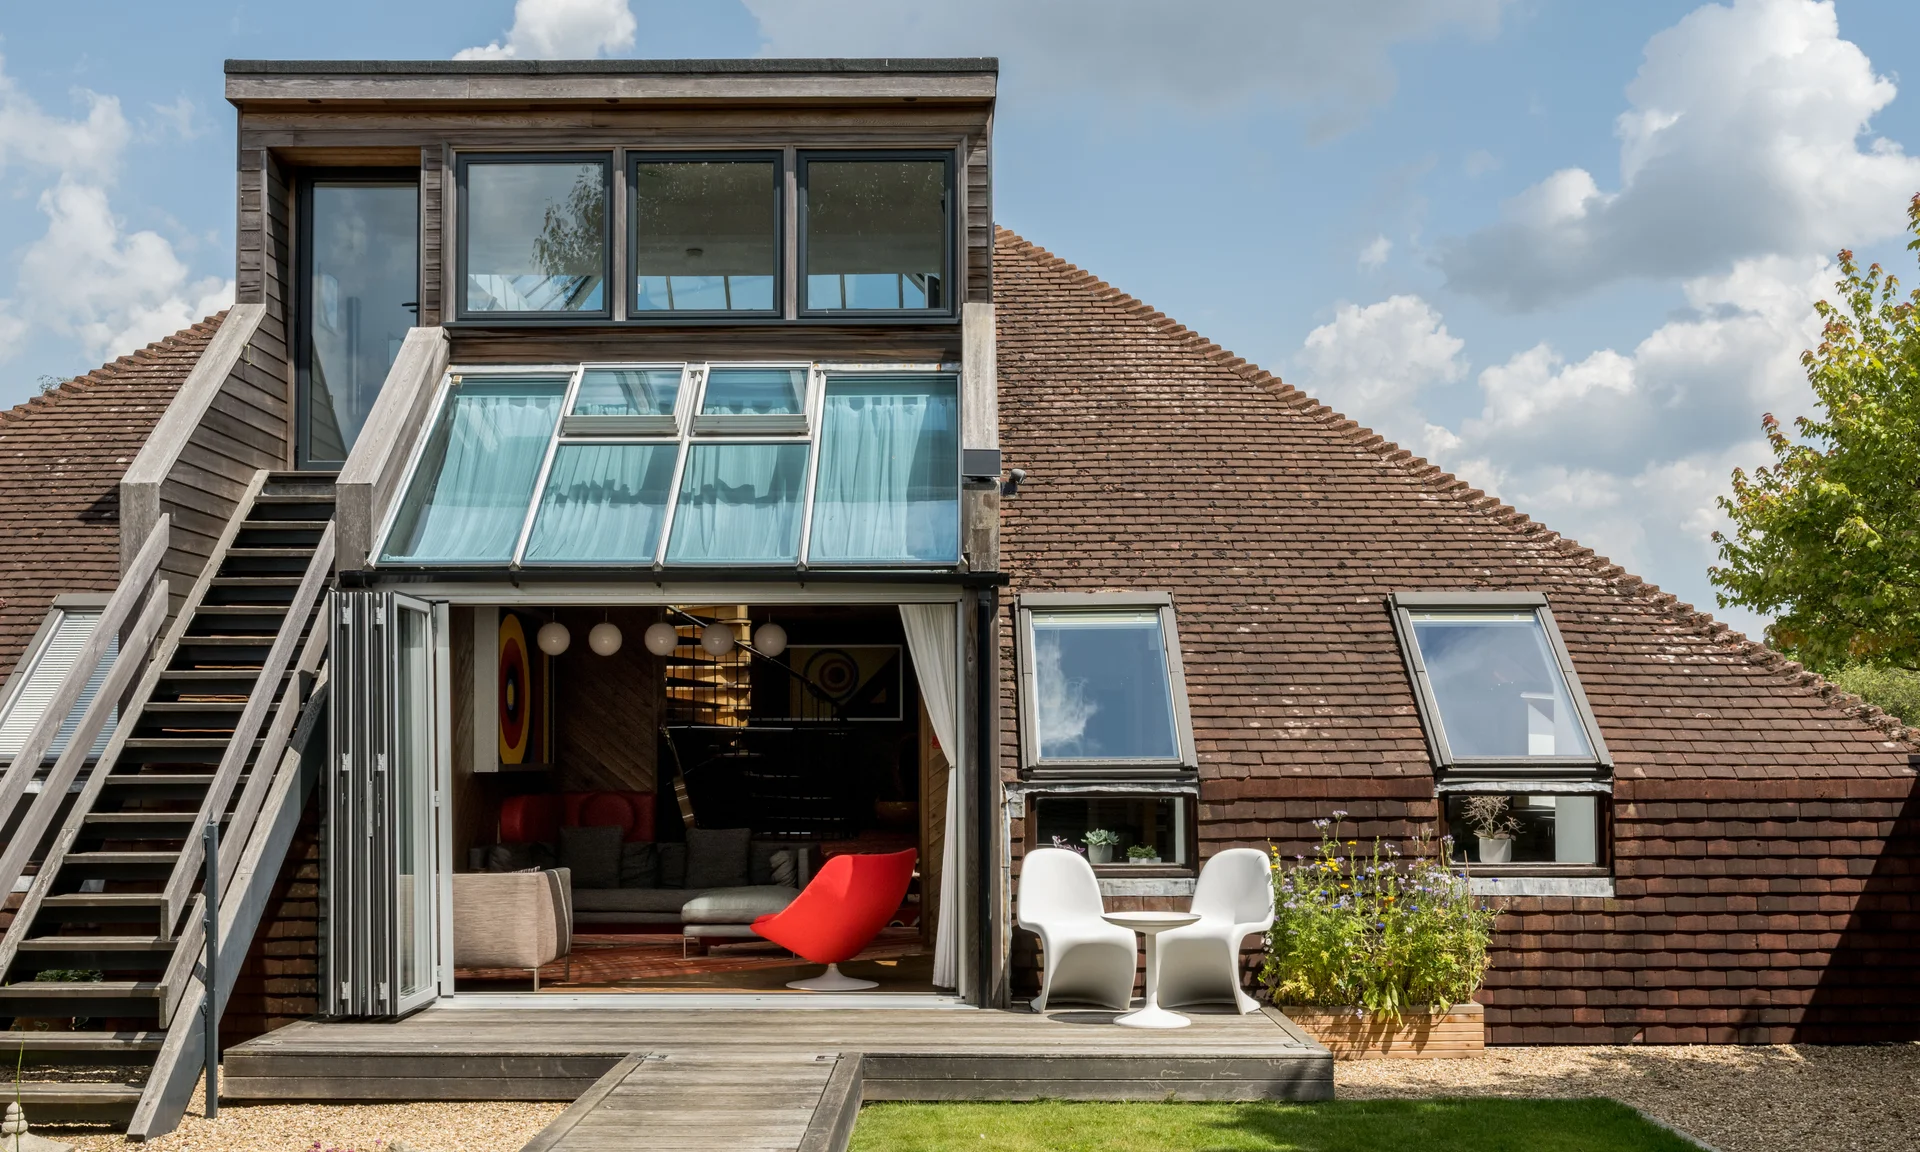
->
xmin=455 ymin=152 xmax=615 ymax=323
xmin=560 ymin=362 xmax=693 ymax=437
xmin=294 ymin=168 xmax=421 ymax=471
xmin=690 ymin=361 xmax=818 ymax=436
xmin=1021 ymin=786 xmax=1201 ymax=881
xmin=1388 ymin=591 xmax=1613 ymax=777
xmin=1015 ymin=591 xmax=1199 ymax=781
xmin=797 ymin=149 xmax=957 ymax=320
xmin=625 ymin=150 xmax=784 ymax=322
xmin=803 ymin=367 xmax=963 ymax=570
xmin=1435 ymin=780 xmax=1614 ymax=879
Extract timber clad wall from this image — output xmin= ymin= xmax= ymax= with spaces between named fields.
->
xmin=990 ymin=227 xmax=1920 ymax=1043
xmin=228 ymin=794 xmax=322 ymax=1042
xmin=419 ymin=146 xmax=445 ymax=327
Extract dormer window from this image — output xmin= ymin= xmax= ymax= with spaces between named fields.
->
xmin=694 ymin=365 xmax=810 ymax=433
xmin=800 ymin=153 xmax=951 ymax=315
xmin=562 ymin=366 xmax=685 ymax=435
xmin=458 ymin=155 xmax=611 ymax=318
xmin=629 ymin=154 xmax=780 ymax=315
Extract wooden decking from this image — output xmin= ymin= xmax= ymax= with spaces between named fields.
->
xmin=225 ymin=1003 xmax=1333 ymax=1150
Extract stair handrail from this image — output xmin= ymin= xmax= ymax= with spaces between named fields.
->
xmin=155 ymin=521 xmax=335 ymax=934
xmin=155 ymin=592 xmax=330 ymax=1025
xmin=336 ymin=326 xmax=450 ymax=572
xmin=0 ymin=577 xmax=170 ymax=924
xmin=0 ymin=515 xmax=171 ymax=839
xmin=128 ymin=670 xmax=329 ymax=1141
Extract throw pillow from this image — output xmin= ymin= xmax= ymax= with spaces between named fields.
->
xmin=684 ymin=827 xmax=752 ymax=890
xmin=657 ymin=842 xmax=688 ymax=888
xmin=769 ymin=850 xmax=796 ymax=887
xmin=559 ymin=824 xmax=623 ymax=890
xmin=619 ymin=841 xmax=659 ymax=888
xmin=485 ymin=843 xmax=536 ymax=873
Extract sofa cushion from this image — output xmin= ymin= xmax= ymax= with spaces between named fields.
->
xmin=619 ymin=841 xmax=658 ymax=888
xmin=570 ymin=887 xmax=699 ymax=914
xmin=680 ymin=885 xmax=799 ymax=925
xmin=657 ymin=842 xmax=687 ymax=888
xmin=685 ymin=827 xmax=752 ymax=890
xmin=560 ymin=825 xmax=623 ymax=889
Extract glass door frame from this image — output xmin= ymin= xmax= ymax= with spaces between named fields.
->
xmin=388 ymin=593 xmax=449 ymax=1015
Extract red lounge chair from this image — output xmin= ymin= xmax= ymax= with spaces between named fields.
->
xmin=753 ymin=848 xmax=917 ymax=991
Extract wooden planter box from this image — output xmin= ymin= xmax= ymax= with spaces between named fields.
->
xmin=1279 ymin=1001 xmax=1484 ymax=1059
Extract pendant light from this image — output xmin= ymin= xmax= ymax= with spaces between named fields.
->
xmin=536 ymin=620 xmax=571 ymax=656
xmin=589 ymin=614 xmax=623 ymax=657
xmin=643 ymin=621 xmax=679 ymax=657
xmin=700 ymin=622 xmax=735 ymax=657
xmin=752 ymin=621 xmax=788 ymax=658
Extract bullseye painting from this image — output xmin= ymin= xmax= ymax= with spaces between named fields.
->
xmin=498 ymin=611 xmax=548 ymax=765
xmin=780 ymin=644 xmax=903 ymax=722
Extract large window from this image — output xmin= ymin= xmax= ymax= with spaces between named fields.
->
xmin=629 ymin=154 xmax=779 ymax=315
xmin=458 ymin=155 xmax=611 ymax=318
xmin=297 ymin=175 xmax=418 ymax=468
xmin=1030 ymin=794 xmax=1193 ymax=871
xmin=801 ymin=154 xmax=951 ymax=315
xmin=373 ymin=363 xmax=962 ymax=570
xmin=1016 ymin=593 xmax=1196 ymax=778
xmin=1441 ymin=790 xmax=1605 ymax=868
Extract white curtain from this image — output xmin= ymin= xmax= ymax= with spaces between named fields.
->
xmin=523 ymin=443 xmax=676 ymax=563
xmin=665 ymin=443 xmax=807 ymax=563
xmin=393 ymin=387 xmax=560 ymax=562
xmin=900 ymin=603 xmax=963 ymax=989
xmin=811 ymin=383 xmax=956 ymax=563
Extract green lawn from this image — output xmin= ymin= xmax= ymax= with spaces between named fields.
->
xmin=849 ymin=1098 xmax=1703 ymax=1152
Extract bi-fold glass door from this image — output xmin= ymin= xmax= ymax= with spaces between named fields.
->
xmin=327 ymin=591 xmax=448 ymax=1018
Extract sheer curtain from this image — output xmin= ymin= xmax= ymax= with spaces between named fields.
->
xmin=384 ymin=383 xmax=562 ymax=562
xmin=899 ymin=602 xmax=963 ymax=989
xmin=523 ymin=443 xmax=677 ymax=563
xmin=810 ymin=379 xmax=957 ymax=564
xmin=665 ymin=443 xmax=807 ymax=563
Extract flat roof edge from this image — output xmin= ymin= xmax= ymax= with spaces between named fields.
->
xmin=224 ymin=57 xmax=1000 ymax=77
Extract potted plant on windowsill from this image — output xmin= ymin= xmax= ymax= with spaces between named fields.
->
xmin=1461 ymin=794 xmax=1520 ymax=864
xmin=1083 ymin=828 xmax=1120 ymax=865
xmin=1125 ymin=844 xmax=1161 ymax=865
xmin=1261 ymin=812 xmax=1500 ymax=1059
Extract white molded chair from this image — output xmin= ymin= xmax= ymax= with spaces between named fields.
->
xmin=1155 ymin=848 xmax=1275 ymax=1014
xmin=1017 ymin=848 xmax=1139 ymax=1012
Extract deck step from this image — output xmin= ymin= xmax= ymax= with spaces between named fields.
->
xmin=0 ymin=1082 xmax=144 ymax=1125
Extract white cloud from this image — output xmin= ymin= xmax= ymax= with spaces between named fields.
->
xmin=1438 ymin=0 xmax=1920 ymax=308
xmin=744 ymin=0 xmax=1512 ymax=136
xmin=0 ymin=57 xmax=230 ymax=369
xmin=456 ymin=0 xmax=637 ymax=60
xmin=1297 ymin=295 xmax=1465 ymax=420
xmin=1358 ymin=235 xmax=1393 ymax=269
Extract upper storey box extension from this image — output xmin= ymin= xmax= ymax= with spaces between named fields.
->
xmin=223 ymin=58 xmax=997 ymax=469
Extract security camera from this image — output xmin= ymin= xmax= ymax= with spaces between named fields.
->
xmin=1001 ymin=468 xmax=1027 ymax=497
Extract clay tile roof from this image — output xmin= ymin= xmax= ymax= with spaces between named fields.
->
xmin=0 ymin=314 xmax=225 ymax=681
xmin=991 ymin=228 xmax=1916 ymax=786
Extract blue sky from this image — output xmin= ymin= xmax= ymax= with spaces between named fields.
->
xmin=2 ymin=0 xmax=1918 ymax=639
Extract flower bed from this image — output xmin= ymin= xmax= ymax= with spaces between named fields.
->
xmin=1261 ymin=813 xmax=1499 ymax=1058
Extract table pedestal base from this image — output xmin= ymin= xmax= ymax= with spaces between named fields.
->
xmin=1114 ymin=1005 xmax=1191 ymax=1029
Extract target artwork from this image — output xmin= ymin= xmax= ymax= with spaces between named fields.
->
xmin=498 ymin=610 xmax=550 ymax=766
xmin=781 ymin=644 xmax=903 ymax=721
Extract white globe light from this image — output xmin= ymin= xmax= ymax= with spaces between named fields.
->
xmin=752 ymin=622 xmax=788 ymax=657
xmin=643 ymin=621 xmax=679 ymax=657
xmin=536 ymin=621 xmax=571 ymax=656
xmin=588 ymin=622 xmax=623 ymax=657
xmin=700 ymin=623 xmax=735 ymax=657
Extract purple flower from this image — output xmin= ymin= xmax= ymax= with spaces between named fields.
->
xmin=1312 ymin=818 xmax=1331 ymax=829
xmin=1331 ymin=810 xmax=1349 ymax=819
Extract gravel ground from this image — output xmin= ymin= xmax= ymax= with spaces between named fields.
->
xmin=40 ymin=1081 xmax=564 ymax=1152
xmin=1338 ymin=1043 xmax=1920 ymax=1152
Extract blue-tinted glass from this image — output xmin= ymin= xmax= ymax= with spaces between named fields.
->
xmin=464 ymin=161 xmax=606 ymax=313
xmin=803 ymin=159 xmax=945 ymax=312
xmin=631 ymin=159 xmax=777 ymax=313
xmin=304 ymin=182 xmax=417 ymax=466
xmin=380 ymin=377 xmax=565 ymax=563
xmin=1409 ymin=611 xmax=1594 ymax=760
xmin=572 ymin=368 xmax=681 ymax=417
xmin=523 ymin=443 xmax=679 ymax=564
xmin=1030 ymin=612 xmax=1179 ymax=762
xmin=701 ymin=367 xmax=806 ymax=415
xmin=808 ymin=375 xmax=958 ymax=564
xmin=665 ymin=443 xmax=809 ymax=564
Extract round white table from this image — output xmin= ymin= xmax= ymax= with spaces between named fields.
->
xmin=1102 ymin=910 xmax=1201 ymax=1029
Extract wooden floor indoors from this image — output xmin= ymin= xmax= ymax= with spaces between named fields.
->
xmin=224 ymin=1003 xmax=1334 ymax=1150
xmin=456 ymin=929 xmax=931 ymax=992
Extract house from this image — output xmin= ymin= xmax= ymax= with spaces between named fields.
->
xmin=0 ymin=55 xmax=1914 ymax=1139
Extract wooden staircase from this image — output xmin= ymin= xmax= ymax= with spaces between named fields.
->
xmin=0 ymin=471 xmax=335 ymax=1128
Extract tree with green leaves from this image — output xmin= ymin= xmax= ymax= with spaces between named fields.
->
xmin=1711 ymin=194 xmax=1920 ymax=675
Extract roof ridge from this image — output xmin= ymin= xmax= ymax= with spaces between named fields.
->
xmin=0 ymin=311 xmax=227 ymax=430
xmin=992 ymin=225 xmax=1915 ymax=750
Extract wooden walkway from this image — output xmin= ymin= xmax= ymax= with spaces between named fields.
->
xmin=225 ymin=1005 xmax=1332 ymax=1151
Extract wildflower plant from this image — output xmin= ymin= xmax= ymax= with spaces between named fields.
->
xmin=1260 ymin=813 xmax=1499 ymax=1020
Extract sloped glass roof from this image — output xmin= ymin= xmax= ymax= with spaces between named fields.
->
xmin=375 ymin=362 xmax=961 ymax=569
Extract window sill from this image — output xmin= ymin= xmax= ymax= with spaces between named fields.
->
xmin=1097 ymin=876 xmax=1195 ymax=898
xmin=1468 ymin=875 xmax=1613 ymax=898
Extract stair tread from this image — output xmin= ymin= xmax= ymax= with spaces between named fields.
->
xmin=193 ymin=605 xmax=293 ymax=616
xmin=0 ymin=980 xmax=161 ymax=996
xmin=82 ymin=811 xmax=199 ymax=823
xmin=61 ymin=852 xmax=180 ymax=864
xmin=124 ymin=737 xmax=261 ymax=747
xmin=42 ymin=893 xmax=167 ymax=905
xmin=0 ymin=1032 xmax=163 ymax=1051
xmin=222 ymin=547 xmax=316 ymax=557
xmin=102 ymin=772 xmax=224 ymax=782
xmin=19 ymin=935 xmax=168 ymax=950
xmin=141 ymin=700 xmax=246 ymax=711
xmin=4 ymin=1083 xmax=145 ymax=1101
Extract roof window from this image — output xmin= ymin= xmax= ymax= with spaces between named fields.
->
xmin=1016 ymin=593 xmax=1197 ymax=779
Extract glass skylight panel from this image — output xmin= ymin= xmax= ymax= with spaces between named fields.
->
xmin=380 ymin=376 xmax=567 ymax=564
xmin=1406 ymin=610 xmax=1595 ymax=761
xmin=1028 ymin=611 xmax=1180 ymax=763
xmin=808 ymin=374 xmax=959 ymax=564
xmin=563 ymin=367 xmax=683 ymax=434
xmin=462 ymin=159 xmax=609 ymax=316
xmin=665 ymin=442 xmax=809 ymax=565
xmin=522 ymin=442 xmax=679 ymax=564
xmin=631 ymin=157 xmax=779 ymax=314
